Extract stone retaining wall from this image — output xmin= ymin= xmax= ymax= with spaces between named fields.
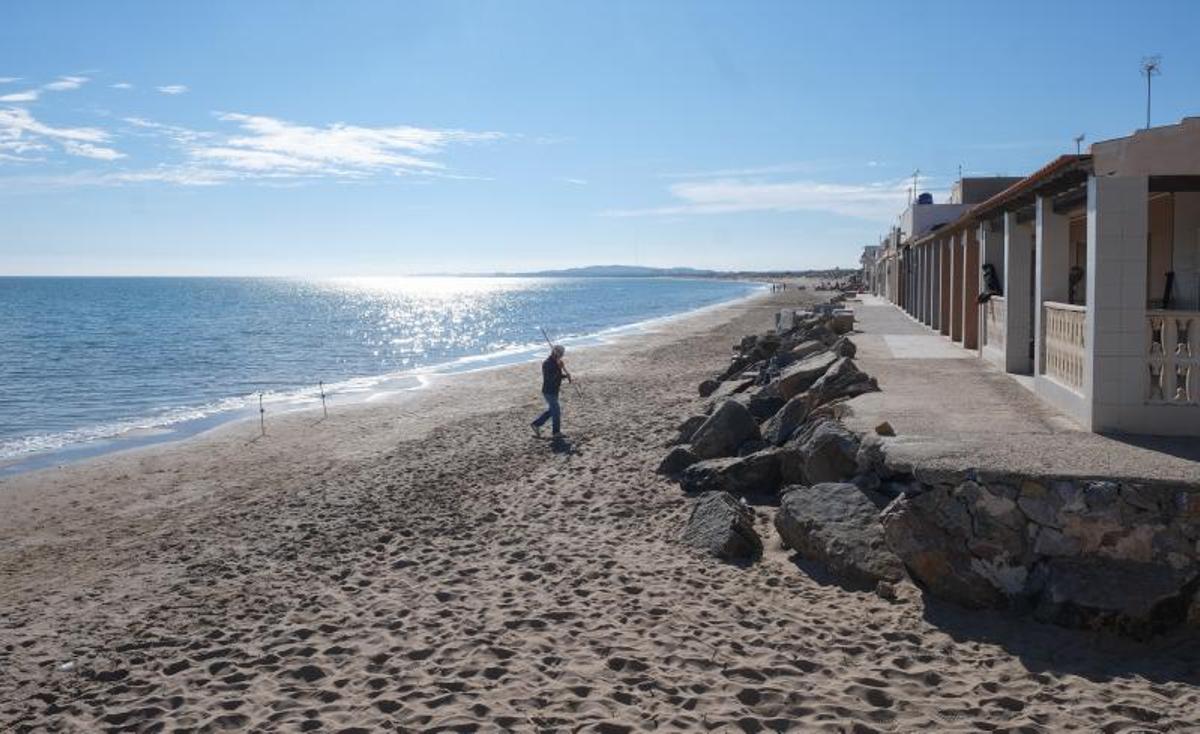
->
xmin=865 ymin=440 xmax=1200 ymax=637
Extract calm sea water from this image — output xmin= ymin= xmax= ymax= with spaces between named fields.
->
xmin=0 ymin=276 xmax=760 ymax=469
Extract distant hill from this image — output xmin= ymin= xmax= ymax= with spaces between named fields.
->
xmin=430 ymin=264 xmax=859 ymax=278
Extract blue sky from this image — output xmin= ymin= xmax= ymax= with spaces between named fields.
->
xmin=1 ymin=0 xmax=1197 ymax=275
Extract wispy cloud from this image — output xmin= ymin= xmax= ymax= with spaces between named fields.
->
xmin=62 ymin=140 xmax=125 ymax=160
xmin=0 ymin=90 xmax=39 ymax=103
xmin=181 ymin=112 xmax=502 ymax=179
xmin=3 ymin=106 xmax=504 ymax=187
xmin=43 ymin=75 xmax=88 ymax=92
xmin=0 ymin=77 xmax=21 ymax=84
xmin=123 ymin=116 xmax=211 ymax=144
xmin=156 ymin=84 xmax=188 ymax=95
xmin=0 ymin=106 xmax=122 ymax=161
xmin=111 ymin=82 xmax=133 ymax=90
xmin=558 ymin=177 xmax=587 ymax=185
xmin=604 ymin=177 xmax=917 ymax=222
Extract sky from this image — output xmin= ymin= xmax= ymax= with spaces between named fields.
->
xmin=1 ymin=0 xmax=1198 ymax=276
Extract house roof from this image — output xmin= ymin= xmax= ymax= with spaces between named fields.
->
xmin=909 ymin=154 xmax=1092 ymax=246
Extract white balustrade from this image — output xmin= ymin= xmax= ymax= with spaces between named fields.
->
xmin=1147 ymin=310 xmax=1200 ymax=404
xmin=1043 ymin=302 xmax=1086 ymax=392
xmin=984 ymin=296 xmax=1006 ymax=352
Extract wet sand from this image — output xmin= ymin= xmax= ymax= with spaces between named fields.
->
xmin=2 ymin=286 xmax=1199 ymax=732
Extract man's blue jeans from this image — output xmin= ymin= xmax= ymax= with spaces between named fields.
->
xmin=532 ymin=391 xmax=561 ymax=434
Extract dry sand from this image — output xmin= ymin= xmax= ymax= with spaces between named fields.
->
xmin=2 ymin=287 xmax=1199 ymax=733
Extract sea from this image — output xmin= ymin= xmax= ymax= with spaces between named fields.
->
xmin=0 ymin=276 xmax=762 ymax=474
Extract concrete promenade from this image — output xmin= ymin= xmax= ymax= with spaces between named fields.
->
xmin=842 ymin=295 xmax=1200 ymax=484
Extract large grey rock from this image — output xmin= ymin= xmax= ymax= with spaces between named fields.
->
xmin=830 ymin=310 xmax=854 ymax=335
xmin=690 ymin=399 xmax=760 ymax=459
xmin=775 ymin=483 xmax=904 ymax=585
xmin=790 ymin=420 xmax=861 ymax=484
xmin=681 ymin=492 xmax=762 ymax=563
xmin=716 ymin=356 xmax=752 ymax=382
xmin=784 ymin=340 xmax=825 ymax=363
xmin=777 ymin=351 xmax=838 ymax=401
xmin=807 ymin=357 xmax=877 ymax=407
xmin=679 ymin=450 xmax=781 ymax=497
xmin=830 ymin=336 xmax=856 ymax=358
xmin=657 ymin=446 xmax=699 ymax=476
xmin=761 ymin=394 xmax=811 ymax=446
xmin=673 ymin=415 xmax=708 ymax=445
xmin=880 ymin=487 xmax=1014 ymax=608
xmin=1032 ymin=558 xmax=1198 ymax=638
xmin=750 ymin=333 xmax=782 ymax=361
xmin=775 ymin=445 xmax=805 ymax=486
xmin=745 ymin=382 xmax=785 ymax=420
xmin=705 ymin=377 xmax=756 ymax=407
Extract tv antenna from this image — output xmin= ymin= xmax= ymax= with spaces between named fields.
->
xmin=909 ymin=169 xmax=920 ymax=204
xmin=1141 ymin=55 xmax=1161 ymax=129
xmin=1073 ymin=133 xmax=1085 ymax=155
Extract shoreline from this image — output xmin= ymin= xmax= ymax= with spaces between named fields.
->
xmin=4 ymin=281 xmax=1197 ymax=732
xmin=0 ymin=279 xmax=769 ymax=479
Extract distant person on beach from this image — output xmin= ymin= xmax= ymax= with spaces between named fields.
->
xmin=531 ymin=344 xmax=570 ymax=437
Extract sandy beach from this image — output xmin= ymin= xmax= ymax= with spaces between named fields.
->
xmin=2 ymin=287 xmax=1199 ymax=733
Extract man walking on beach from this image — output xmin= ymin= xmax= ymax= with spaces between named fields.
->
xmin=531 ymin=344 xmax=570 ymax=437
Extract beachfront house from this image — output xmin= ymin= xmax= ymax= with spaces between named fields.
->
xmin=863 ymin=117 xmax=1200 ymax=436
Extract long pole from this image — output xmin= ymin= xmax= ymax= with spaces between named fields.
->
xmin=258 ymin=392 xmax=265 ymax=436
xmin=1146 ymin=70 xmax=1152 ymax=129
xmin=539 ymin=326 xmax=584 ymax=398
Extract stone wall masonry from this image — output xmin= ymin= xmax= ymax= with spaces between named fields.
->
xmin=868 ymin=440 xmax=1200 ymax=637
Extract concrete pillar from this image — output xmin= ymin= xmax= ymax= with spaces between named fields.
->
xmin=1086 ymin=175 xmax=1149 ymax=432
xmin=940 ymin=238 xmax=953 ymax=336
xmin=951 ymin=233 xmax=963 ymax=342
xmin=1004 ymin=211 xmax=1035 ymax=374
xmin=916 ymin=245 xmax=925 ymax=320
xmin=963 ymin=227 xmax=979 ymax=349
xmin=915 ymin=246 xmax=924 ymax=320
xmin=926 ymin=241 xmax=936 ymax=326
xmin=1035 ymin=195 xmax=1071 ymax=375
xmin=906 ymin=249 xmax=913 ymax=315
xmin=927 ymin=243 xmax=936 ymax=327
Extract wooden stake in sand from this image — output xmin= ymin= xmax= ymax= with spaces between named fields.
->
xmin=319 ymin=381 xmax=328 ymax=418
xmin=258 ymin=392 xmax=266 ymax=436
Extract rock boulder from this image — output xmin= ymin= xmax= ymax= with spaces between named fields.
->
xmin=775 ymin=483 xmax=904 ymax=585
xmin=789 ymin=419 xmax=861 ymax=484
xmin=657 ymin=446 xmax=699 ymax=477
xmin=681 ymin=491 xmax=762 ymax=563
xmin=673 ymin=414 xmax=708 ymax=445
xmin=777 ymin=351 xmax=838 ymax=401
xmin=679 ymin=450 xmax=781 ymax=497
xmin=690 ymin=399 xmax=760 ymax=459
xmin=807 ymin=357 xmax=877 ymax=407
xmin=761 ymin=394 xmax=811 ymax=446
